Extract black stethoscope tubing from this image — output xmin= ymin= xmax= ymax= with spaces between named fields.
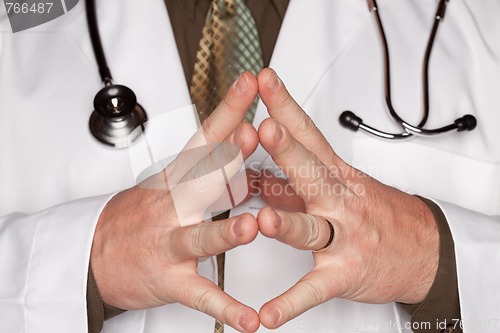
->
xmin=85 ymin=0 xmax=111 ymax=84
xmin=340 ymin=0 xmax=477 ymax=139
xmin=86 ymin=0 xmax=148 ymax=148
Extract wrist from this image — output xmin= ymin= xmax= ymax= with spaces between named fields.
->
xmin=390 ymin=192 xmax=440 ymax=304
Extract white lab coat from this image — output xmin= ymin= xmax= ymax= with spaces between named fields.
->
xmin=0 ymin=0 xmax=499 ymax=332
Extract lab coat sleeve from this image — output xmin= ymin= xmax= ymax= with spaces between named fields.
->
xmin=0 ymin=194 xmax=114 ymax=333
xmin=435 ymin=200 xmax=500 ymax=333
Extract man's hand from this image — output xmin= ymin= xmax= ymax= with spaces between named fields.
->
xmin=256 ymin=69 xmax=440 ymax=329
xmin=91 ymin=72 xmax=261 ymax=333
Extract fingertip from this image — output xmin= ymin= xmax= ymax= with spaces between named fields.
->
xmin=259 ymin=303 xmax=283 ymax=329
xmin=239 ymin=122 xmax=259 ymax=158
xmin=258 ymin=118 xmax=287 ymax=153
xmin=221 ymin=71 xmax=259 ymax=118
xmin=257 ymin=68 xmax=281 ymax=97
xmin=233 ymin=72 xmax=259 ymax=109
xmin=232 ymin=214 xmax=259 ymax=244
xmin=243 ymin=70 xmax=259 ymax=86
xmin=257 ymin=207 xmax=281 ymax=238
xmin=257 ymin=68 xmax=273 ymax=81
xmin=233 ymin=71 xmax=259 ymax=95
xmin=257 ymin=117 xmax=275 ymax=137
xmin=237 ymin=311 xmax=261 ymax=333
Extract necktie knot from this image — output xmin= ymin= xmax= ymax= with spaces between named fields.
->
xmin=216 ymin=0 xmax=237 ymax=18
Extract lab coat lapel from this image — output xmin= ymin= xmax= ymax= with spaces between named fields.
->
xmin=269 ymin=0 xmax=369 ymax=106
xmin=251 ymin=0 xmax=370 ymax=160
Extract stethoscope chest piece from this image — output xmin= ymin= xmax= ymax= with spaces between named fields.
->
xmin=89 ymin=84 xmax=147 ymax=148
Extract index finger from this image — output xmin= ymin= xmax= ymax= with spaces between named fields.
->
xmin=172 ymin=273 xmax=260 ymax=333
xmin=162 ymin=72 xmax=259 ymax=192
xmin=257 ymin=208 xmax=334 ymax=252
xmin=257 ymin=68 xmax=337 ymax=169
xmin=188 ymin=71 xmax=259 ymax=150
xmin=168 ymin=213 xmax=258 ymax=262
xmin=259 ymin=269 xmax=337 ymax=329
xmin=258 ymin=117 xmax=348 ymax=206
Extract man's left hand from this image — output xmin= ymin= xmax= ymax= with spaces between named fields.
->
xmin=255 ymin=68 xmax=440 ymax=329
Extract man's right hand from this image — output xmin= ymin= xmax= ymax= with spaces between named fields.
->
xmin=90 ymin=72 xmax=261 ymax=333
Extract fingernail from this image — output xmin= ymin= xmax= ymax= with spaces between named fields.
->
xmin=233 ymin=219 xmax=244 ymax=237
xmin=238 ymin=314 xmax=251 ymax=332
xmin=273 ymin=119 xmax=284 ymax=141
xmin=273 ymin=211 xmax=281 ymax=229
xmin=267 ymin=70 xmax=280 ymax=92
xmin=234 ymin=72 xmax=249 ymax=93
xmin=270 ymin=308 xmax=281 ymax=327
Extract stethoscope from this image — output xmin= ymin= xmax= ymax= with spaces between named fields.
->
xmin=86 ymin=0 xmax=477 ymax=146
xmin=339 ymin=0 xmax=477 ymax=139
xmin=86 ymin=0 xmax=148 ymax=148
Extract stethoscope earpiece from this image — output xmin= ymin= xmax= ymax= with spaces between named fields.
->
xmin=339 ymin=111 xmax=362 ymax=131
xmin=340 ymin=0 xmax=478 ymax=140
xmin=89 ymin=84 xmax=147 ymax=148
xmin=455 ymin=115 xmax=477 ymax=132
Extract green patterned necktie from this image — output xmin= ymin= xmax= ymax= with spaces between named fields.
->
xmin=189 ymin=1 xmax=263 ymax=332
xmin=190 ymin=0 xmax=263 ymax=125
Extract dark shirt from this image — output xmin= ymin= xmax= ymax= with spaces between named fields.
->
xmin=165 ymin=0 xmax=288 ymax=87
xmin=87 ymin=1 xmax=461 ymax=332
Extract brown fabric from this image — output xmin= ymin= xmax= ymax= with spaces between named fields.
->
xmin=87 ymin=266 xmax=104 ymax=333
xmin=87 ymin=265 xmax=124 ymax=333
xmin=165 ymin=0 xmax=288 ymax=87
xmin=399 ymin=197 xmax=462 ymax=333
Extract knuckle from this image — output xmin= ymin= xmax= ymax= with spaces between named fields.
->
xmin=280 ymin=215 xmax=295 ymax=239
xmin=281 ymin=297 xmax=296 ymax=322
xmin=220 ymin=302 xmax=233 ymax=325
xmin=218 ymin=221 xmax=233 ymax=247
xmin=295 ymin=112 xmax=316 ymax=137
xmin=279 ymin=136 xmax=298 ymax=161
xmin=304 ymin=216 xmax=321 ymax=248
xmin=301 ymin=280 xmax=324 ymax=306
xmin=190 ymin=224 xmax=205 ymax=257
xmin=276 ymin=89 xmax=293 ymax=109
xmin=193 ymin=288 xmax=215 ymax=312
